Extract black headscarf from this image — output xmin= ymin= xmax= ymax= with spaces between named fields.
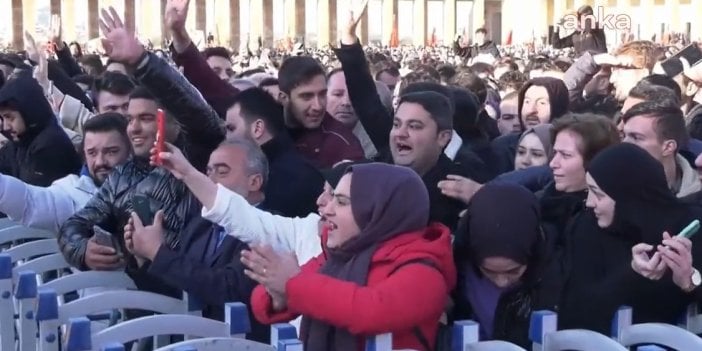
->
xmin=302 ymin=163 xmax=430 ymax=351
xmin=455 ymin=182 xmax=544 ymax=284
xmin=587 ymin=143 xmax=686 ymax=243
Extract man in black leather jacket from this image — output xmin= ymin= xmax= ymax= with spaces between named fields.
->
xmin=57 ymin=10 xmax=226 ymax=294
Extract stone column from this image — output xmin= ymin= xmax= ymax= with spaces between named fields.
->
xmin=124 ymin=0 xmax=135 ymax=34
xmin=229 ymin=0 xmax=240 ymax=49
xmin=317 ymin=0 xmax=337 ymax=46
xmin=382 ymin=0 xmax=397 ymax=45
xmin=262 ymin=0 xmax=273 ymax=46
xmin=195 ymin=0 xmax=207 ymax=35
xmin=443 ymin=0 xmax=456 ymax=46
xmin=87 ymin=0 xmax=100 ymax=39
xmin=12 ymin=0 xmax=23 ymax=49
xmin=295 ymin=0 xmax=306 ymax=41
xmin=50 ymin=0 xmax=61 ymax=16
xmin=413 ymin=0 xmax=427 ymax=45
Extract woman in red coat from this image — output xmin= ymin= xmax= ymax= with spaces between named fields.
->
xmin=241 ymin=162 xmax=456 ymax=351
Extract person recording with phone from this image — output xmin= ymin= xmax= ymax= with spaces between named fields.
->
xmin=121 ymin=138 xmax=270 ymax=342
xmin=554 ymin=143 xmax=702 ymax=333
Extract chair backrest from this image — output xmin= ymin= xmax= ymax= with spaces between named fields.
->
xmin=56 ymin=290 xmax=189 ymax=325
xmin=543 ymin=329 xmax=627 ymax=351
xmin=529 ymin=310 xmax=558 ymax=351
xmin=270 ymin=323 xmax=298 ymax=346
xmin=64 ymin=303 xmax=249 ymax=350
xmin=681 ymin=303 xmax=702 ymax=335
xmin=13 ymin=252 xmax=70 ymax=280
xmin=365 ymin=333 xmax=392 ymax=351
xmin=0 ymin=254 xmax=13 ymax=351
xmin=619 ymin=323 xmax=702 ymax=350
xmin=15 ymin=271 xmax=38 ymax=351
xmin=39 ymin=270 xmax=137 ymax=296
xmin=0 ymin=226 xmax=55 ymax=246
xmin=466 ymin=340 xmax=527 ymax=351
xmin=5 ymin=238 xmax=60 ymax=263
xmin=153 ymin=337 xmax=278 ymax=351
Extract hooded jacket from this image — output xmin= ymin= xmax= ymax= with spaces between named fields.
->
xmin=0 ymin=73 xmax=81 ymax=187
xmin=491 ymin=78 xmax=569 ymax=173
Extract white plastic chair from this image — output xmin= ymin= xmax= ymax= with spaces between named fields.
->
xmin=0 ymin=226 xmax=55 ymax=247
xmin=4 ymin=238 xmax=60 ymax=263
xmin=39 ymin=289 xmax=203 ymax=351
xmin=619 ymin=323 xmax=702 ymax=350
xmin=153 ymin=337 xmax=278 ymax=351
xmin=543 ymin=329 xmax=627 ymax=351
xmin=64 ymin=302 xmax=251 ymax=351
xmin=0 ymin=254 xmax=14 ymax=351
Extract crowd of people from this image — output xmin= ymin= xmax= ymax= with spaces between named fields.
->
xmin=0 ymin=0 xmax=701 ymax=350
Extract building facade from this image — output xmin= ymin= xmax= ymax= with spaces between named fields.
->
xmin=0 ymin=0 xmax=699 ymax=51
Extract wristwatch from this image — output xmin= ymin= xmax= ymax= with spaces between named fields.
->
xmin=685 ymin=269 xmax=701 ymax=292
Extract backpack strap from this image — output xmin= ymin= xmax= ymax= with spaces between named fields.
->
xmin=388 ymin=258 xmax=441 ymax=351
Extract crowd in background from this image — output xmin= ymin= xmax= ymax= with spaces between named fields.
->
xmin=0 ymin=1 xmax=702 ymax=350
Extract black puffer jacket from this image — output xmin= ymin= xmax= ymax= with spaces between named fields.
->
xmin=58 ymin=53 xmax=225 ymax=283
xmin=0 ymin=72 xmax=81 ymax=186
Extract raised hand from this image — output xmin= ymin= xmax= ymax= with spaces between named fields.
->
xmin=165 ymin=0 xmax=190 ymax=33
xmin=150 ymin=142 xmax=196 ymax=180
xmin=341 ymin=0 xmax=369 ymax=45
xmin=24 ymin=31 xmax=40 ymax=64
xmin=99 ymin=6 xmax=145 ymax=65
xmin=49 ymin=14 xmax=63 ymax=50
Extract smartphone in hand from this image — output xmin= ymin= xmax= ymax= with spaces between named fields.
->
xmin=92 ymin=225 xmax=122 ymax=256
xmin=132 ymin=194 xmax=161 ymax=226
xmin=154 ymin=109 xmax=166 ymax=166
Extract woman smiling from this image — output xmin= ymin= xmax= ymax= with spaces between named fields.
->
xmin=241 ymin=163 xmax=456 ymax=351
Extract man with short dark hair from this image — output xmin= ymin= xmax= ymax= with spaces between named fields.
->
xmin=203 ymin=47 xmax=234 ymax=81
xmin=224 ymin=88 xmax=323 ymax=217
xmin=277 ymin=56 xmax=363 ymax=168
xmin=0 ymin=113 xmax=131 ymax=232
xmin=93 ymin=72 xmax=136 ymax=114
xmin=621 ymin=101 xmax=700 ymax=197
xmin=392 ymin=91 xmax=480 ymax=228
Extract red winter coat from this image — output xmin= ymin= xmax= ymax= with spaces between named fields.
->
xmin=251 ymin=222 xmax=456 ymax=350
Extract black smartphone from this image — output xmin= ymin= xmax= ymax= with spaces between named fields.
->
xmin=93 ymin=225 xmax=122 ymax=256
xmin=660 ymin=43 xmax=702 ymax=77
xmin=132 ymin=194 xmax=158 ymax=226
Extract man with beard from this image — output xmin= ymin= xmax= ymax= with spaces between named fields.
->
xmin=0 ymin=113 xmax=131 ymax=232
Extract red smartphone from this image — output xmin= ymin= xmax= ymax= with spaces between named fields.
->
xmin=155 ymin=109 xmax=165 ymax=165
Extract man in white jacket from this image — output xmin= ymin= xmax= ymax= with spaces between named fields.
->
xmin=0 ymin=113 xmax=131 ymax=233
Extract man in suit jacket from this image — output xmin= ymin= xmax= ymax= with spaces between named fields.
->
xmin=125 ymin=139 xmax=270 ymax=342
